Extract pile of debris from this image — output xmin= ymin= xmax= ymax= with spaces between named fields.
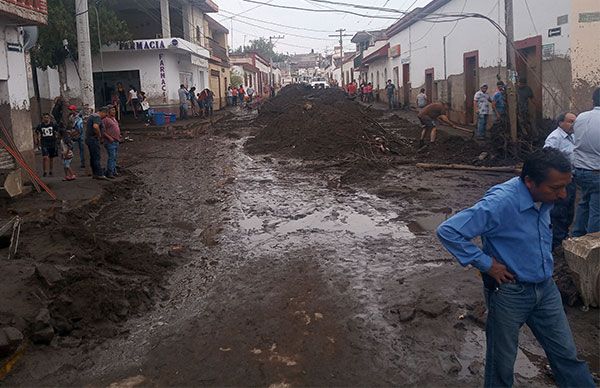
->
xmin=0 ymin=183 xmax=180 ymax=349
xmin=246 ymin=85 xmax=399 ymax=162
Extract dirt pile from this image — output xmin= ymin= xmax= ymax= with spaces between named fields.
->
xmin=246 ymin=85 xmax=394 ymax=161
xmin=0 ymin=179 xmax=179 ymax=346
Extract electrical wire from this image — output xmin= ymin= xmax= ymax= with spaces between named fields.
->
xmin=240 ymin=0 xmax=401 ymax=19
xmin=218 ymin=9 xmax=343 ymax=33
xmin=224 ymin=14 xmax=338 ymax=41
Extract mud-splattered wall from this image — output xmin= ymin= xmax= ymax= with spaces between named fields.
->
xmin=570 ymin=1 xmax=600 ymax=112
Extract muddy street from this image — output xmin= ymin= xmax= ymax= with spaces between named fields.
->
xmin=3 ymin=104 xmax=598 ymax=386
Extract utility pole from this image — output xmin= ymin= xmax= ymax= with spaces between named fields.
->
xmin=75 ymin=0 xmax=95 ymax=112
xmin=269 ymin=35 xmax=284 ymax=88
xmin=505 ymin=0 xmax=518 ymax=143
xmin=328 ymin=29 xmax=352 ymax=87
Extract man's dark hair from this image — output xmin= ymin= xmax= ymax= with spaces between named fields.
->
xmin=180 ymin=84 xmax=185 ymax=88
xmin=556 ymin=112 xmax=567 ymax=125
xmin=521 ymin=148 xmax=571 ymax=185
xmin=593 ymin=88 xmax=600 ymax=107
xmin=420 ymin=88 xmax=425 ymax=93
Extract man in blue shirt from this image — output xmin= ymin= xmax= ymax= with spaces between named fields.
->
xmin=437 ymin=148 xmax=594 ymax=387
xmin=492 ymin=81 xmax=506 ymax=122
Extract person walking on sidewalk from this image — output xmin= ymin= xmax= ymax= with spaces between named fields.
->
xmin=437 ymin=148 xmax=595 ymax=388
xmin=102 ymin=106 xmax=122 ymax=179
xmin=572 ymin=87 xmax=600 ymax=237
xmin=385 ymin=79 xmax=396 ymax=110
xmin=474 ymin=84 xmax=492 ymax=139
xmin=86 ymin=106 xmax=109 ymax=180
xmin=544 ymin=112 xmax=577 ymax=249
xmin=35 ymin=113 xmax=59 ymax=177
xmin=417 ymin=102 xmax=457 ymax=148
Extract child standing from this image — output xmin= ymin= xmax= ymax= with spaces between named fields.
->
xmin=60 ymin=129 xmax=75 ymax=181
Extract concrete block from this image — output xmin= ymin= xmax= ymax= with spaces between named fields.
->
xmin=563 ymin=232 xmax=600 ymax=308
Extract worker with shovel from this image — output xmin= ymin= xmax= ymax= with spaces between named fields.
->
xmin=417 ymin=101 xmax=459 ymax=148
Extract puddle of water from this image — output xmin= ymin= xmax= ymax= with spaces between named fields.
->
xmin=407 ymin=208 xmax=453 ymax=234
xmin=240 ymin=208 xmax=413 ymax=240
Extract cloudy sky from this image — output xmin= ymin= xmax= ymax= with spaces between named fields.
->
xmin=212 ymin=0 xmax=431 ymax=56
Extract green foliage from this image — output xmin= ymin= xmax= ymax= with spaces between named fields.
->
xmin=230 ymin=71 xmax=243 ymax=88
xmin=32 ymin=0 xmax=130 ymax=69
xmin=233 ymin=37 xmax=289 ymax=63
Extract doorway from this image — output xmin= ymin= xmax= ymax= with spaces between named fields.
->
xmin=515 ymin=36 xmax=542 ymax=122
xmin=402 ymin=63 xmax=410 ymax=107
xmin=210 ymin=69 xmax=221 ymax=109
xmin=93 ymin=70 xmax=140 ymax=108
xmin=463 ymin=50 xmax=478 ymax=124
xmin=425 ymin=67 xmax=434 ymax=104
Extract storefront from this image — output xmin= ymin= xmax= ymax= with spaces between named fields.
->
xmin=91 ymin=38 xmax=210 ymax=110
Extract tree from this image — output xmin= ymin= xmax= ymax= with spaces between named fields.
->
xmin=32 ymin=0 xmax=130 ymax=69
xmin=230 ymin=71 xmax=243 ymax=88
xmin=233 ymin=37 xmax=289 ymax=63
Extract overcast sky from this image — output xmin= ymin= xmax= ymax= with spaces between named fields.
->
xmin=212 ymin=0 xmax=431 ymax=55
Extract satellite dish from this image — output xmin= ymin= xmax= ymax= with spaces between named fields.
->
xmin=22 ymin=26 xmax=38 ymax=51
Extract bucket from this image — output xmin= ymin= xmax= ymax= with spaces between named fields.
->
xmin=152 ymin=112 xmax=165 ymax=126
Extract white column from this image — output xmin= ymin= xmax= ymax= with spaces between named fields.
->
xmin=75 ymin=0 xmax=94 ymax=111
xmin=160 ymin=0 xmax=171 ymax=38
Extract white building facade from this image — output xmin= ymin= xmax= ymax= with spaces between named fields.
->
xmin=356 ymin=0 xmax=598 ymax=124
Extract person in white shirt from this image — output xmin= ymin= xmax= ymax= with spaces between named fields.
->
xmin=572 ymin=88 xmax=600 ymax=237
xmin=544 ymin=112 xmax=577 ymax=248
xmin=474 ymin=84 xmax=492 ymax=139
xmin=416 ymin=88 xmax=427 ymax=111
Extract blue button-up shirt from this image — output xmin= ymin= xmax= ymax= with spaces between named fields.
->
xmin=437 ymin=177 xmax=554 ymax=283
xmin=544 ymin=127 xmax=575 ymax=165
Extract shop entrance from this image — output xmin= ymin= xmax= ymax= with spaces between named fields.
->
xmin=93 ymin=70 xmax=141 ymax=108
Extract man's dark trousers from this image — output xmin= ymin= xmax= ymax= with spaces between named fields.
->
xmin=86 ymin=137 xmax=103 ymax=177
xmin=550 ymin=181 xmax=576 ymax=249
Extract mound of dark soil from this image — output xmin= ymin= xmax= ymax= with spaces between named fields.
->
xmin=246 ymin=85 xmax=390 ymax=161
xmin=0 ymin=178 xmax=179 ymax=344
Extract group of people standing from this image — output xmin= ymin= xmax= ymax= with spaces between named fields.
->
xmin=178 ymin=85 xmax=215 ymax=120
xmin=437 ymin=88 xmax=599 ymax=388
xmin=113 ymin=82 xmax=150 ymax=122
xmin=472 ymin=78 xmax=535 ymax=139
xmin=35 ymin=98 xmax=122 ymax=181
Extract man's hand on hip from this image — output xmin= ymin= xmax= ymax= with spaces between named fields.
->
xmin=487 ymin=258 xmax=515 ymax=284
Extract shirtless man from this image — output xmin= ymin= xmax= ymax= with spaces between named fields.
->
xmin=417 ymin=101 xmax=457 ymax=148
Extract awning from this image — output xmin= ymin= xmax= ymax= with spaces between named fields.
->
xmin=363 ymin=43 xmax=390 ymax=65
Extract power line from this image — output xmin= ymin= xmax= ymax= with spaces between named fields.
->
xmin=240 ymin=0 xmax=401 ymax=19
xmin=227 ymin=15 xmax=338 ymax=41
xmin=218 ymin=9 xmax=344 ymax=33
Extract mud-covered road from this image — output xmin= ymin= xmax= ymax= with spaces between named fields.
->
xmin=6 ymin=111 xmax=598 ymax=386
